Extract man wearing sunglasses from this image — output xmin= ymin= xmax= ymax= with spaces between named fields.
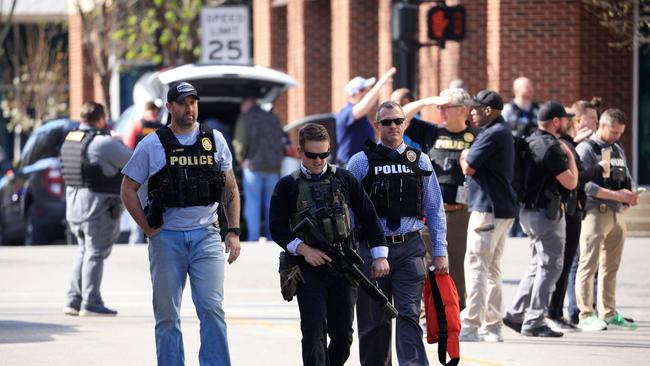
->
xmin=458 ymin=90 xmax=517 ymax=342
xmin=401 ymin=88 xmax=480 ymax=315
xmin=347 ymin=101 xmax=448 ymax=366
xmin=269 ymin=123 xmax=389 ymax=366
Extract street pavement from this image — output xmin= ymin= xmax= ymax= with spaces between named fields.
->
xmin=1 ymin=237 xmax=648 ymax=366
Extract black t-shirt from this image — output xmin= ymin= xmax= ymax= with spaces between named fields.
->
xmin=269 ymin=165 xmax=386 ymax=250
xmin=525 ymin=130 xmax=569 ymax=205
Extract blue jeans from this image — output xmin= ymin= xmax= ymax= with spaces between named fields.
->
xmin=148 ymin=226 xmax=230 ymax=366
xmin=243 ymin=168 xmax=279 ymax=241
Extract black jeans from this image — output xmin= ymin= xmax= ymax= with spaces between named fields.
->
xmin=547 ymin=210 xmax=582 ymax=319
xmin=296 ymin=261 xmax=356 ymax=366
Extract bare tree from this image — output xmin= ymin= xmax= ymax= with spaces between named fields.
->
xmin=583 ymin=0 xmax=650 ymax=48
xmin=0 ymin=23 xmax=68 ymax=133
xmin=0 ymin=0 xmax=17 ymax=48
xmin=75 ymin=0 xmax=130 ymax=120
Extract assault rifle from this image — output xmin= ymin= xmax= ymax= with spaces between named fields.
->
xmin=292 ymin=218 xmax=398 ymax=318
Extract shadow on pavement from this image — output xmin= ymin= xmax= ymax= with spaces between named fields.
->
xmin=0 ymin=320 xmax=78 ymax=344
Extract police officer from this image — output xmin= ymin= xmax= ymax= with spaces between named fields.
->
xmin=503 ymin=101 xmax=578 ymax=338
xmin=403 ymin=88 xmax=480 ymax=312
xmin=121 ymin=81 xmax=241 ymax=365
xmin=347 ymin=101 xmax=448 ymax=366
xmin=269 ymin=123 xmax=389 ymax=366
xmin=61 ymin=102 xmax=133 ymax=316
xmin=575 ymin=109 xmax=640 ymax=331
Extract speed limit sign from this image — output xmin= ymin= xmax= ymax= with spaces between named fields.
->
xmin=201 ymin=6 xmax=251 ymax=65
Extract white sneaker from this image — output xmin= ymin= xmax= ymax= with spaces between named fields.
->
xmin=62 ymin=306 xmax=79 ymax=316
xmin=459 ymin=326 xmax=480 ymax=342
xmin=479 ymin=328 xmax=504 ymax=342
xmin=578 ymin=315 xmax=608 ymax=331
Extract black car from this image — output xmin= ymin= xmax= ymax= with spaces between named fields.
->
xmin=0 ymin=118 xmax=79 ymax=244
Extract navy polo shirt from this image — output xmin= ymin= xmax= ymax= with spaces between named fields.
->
xmin=335 ymin=102 xmax=375 ymax=164
xmin=465 ymin=116 xmax=516 ymax=218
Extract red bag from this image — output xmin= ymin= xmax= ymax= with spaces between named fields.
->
xmin=423 ymin=268 xmax=461 ymax=366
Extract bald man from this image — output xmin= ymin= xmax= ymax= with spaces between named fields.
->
xmin=503 ymin=77 xmax=540 ymax=139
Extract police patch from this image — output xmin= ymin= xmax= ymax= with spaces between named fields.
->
xmin=464 ymin=132 xmax=475 ymax=143
xmin=406 ymin=150 xmax=417 ymax=162
xmin=201 ymin=137 xmax=213 ymax=151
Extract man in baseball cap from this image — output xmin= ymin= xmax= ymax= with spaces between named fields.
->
xmin=458 ymin=89 xmax=517 ymax=342
xmin=335 ymin=68 xmax=396 ymax=165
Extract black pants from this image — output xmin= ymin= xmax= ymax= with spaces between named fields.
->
xmin=296 ymin=261 xmax=357 ymax=366
xmin=547 ymin=210 xmax=582 ymax=319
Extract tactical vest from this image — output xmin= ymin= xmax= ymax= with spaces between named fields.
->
xmin=427 ymin=126 xmax=478 ymax=187
xmin=361 ymin=142 xmax=431 ymax=220
xmin=148 ymin=125 xmax=226 ymax=207
xmin=136 ymin=119 xmax=164 ymax=145
xmin=60 ymin=129 xmax=123 ymax=194
xmin=290 ymin=165 xmax=354 ymax=244
xmin=584 ymin=139 xmax=631 ymax=191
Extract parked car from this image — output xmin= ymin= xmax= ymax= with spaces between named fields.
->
xmin=0 ymin=118 xmax=79 ymax=245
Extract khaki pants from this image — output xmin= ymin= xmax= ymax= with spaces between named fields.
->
xmin=576 ymin=207 xmax=626 ymax=320
xmin=422 ymin=208 xmax=470 ymax=310
xmin=461 ymin=212 xmax=513 ymax=330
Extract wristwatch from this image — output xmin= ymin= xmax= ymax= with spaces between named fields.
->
xmin=227 ymin=228 xmax=241 ymax=236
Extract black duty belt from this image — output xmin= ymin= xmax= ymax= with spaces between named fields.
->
xmin=385 ymin=231 xmax=420 ymax=245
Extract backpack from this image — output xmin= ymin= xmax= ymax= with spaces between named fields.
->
xmin=512 ymin=134 xmax=555 ymax=206
xmin=512 ymin=135 xmax=533 ymax=203
xmin=423 ymin=268 xmax=461 ymax=366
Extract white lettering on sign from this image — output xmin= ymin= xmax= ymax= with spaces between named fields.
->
xmin=201 ymin=6 xmax=250 ymax=65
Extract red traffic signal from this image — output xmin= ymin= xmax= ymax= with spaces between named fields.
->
xmin=427 ymin=5 xmax=466 ymax=42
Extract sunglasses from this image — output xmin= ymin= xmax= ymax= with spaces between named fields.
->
xmin=378 ymin=118 xmax=405 ymax=126
xmin=304 ymin=151 xmax=330 ymax=160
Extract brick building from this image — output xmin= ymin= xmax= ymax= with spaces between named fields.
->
xmin=68 ymin=0 xmax=649 ymax=183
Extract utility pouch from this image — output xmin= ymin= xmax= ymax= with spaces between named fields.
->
xmin=544 ymin=190 xmax=561 ymax=221
xmin=279 ymin=251 xmax=304 ymax=302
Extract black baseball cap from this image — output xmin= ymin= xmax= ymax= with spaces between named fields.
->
xmin=472 ymin=90 xmax=503 ymax=110
xmin=167 ymin=81 xmax=200 ymax=103
xmin=538 ymin=100 xmax=575 ymax=121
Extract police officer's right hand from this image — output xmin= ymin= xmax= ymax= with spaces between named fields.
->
xmin=371 ymin=258 xmax=390 ymax=279
xmin=296 ymin=244 xmax=332 ymax=267
xmin=144 ymin=227 xmax=162 ymax=239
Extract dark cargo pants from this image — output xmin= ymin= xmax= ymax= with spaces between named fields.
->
xmin=357 ymin=234 xmax=428 ymax=366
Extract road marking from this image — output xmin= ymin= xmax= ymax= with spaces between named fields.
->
xmin=425 ymin=349 xmax=504 ymax=366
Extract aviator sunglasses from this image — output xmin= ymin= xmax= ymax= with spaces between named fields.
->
xmin=304 ymin=151 xmax=330 ymax=160
xmin=378 ymin=118 xmax=405 ymax=126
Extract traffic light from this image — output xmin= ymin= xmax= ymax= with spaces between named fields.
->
xmin=392 ymin=2 xmax=419 ymax=41
xmin=427 ymin=5 xmax=466 ymax=42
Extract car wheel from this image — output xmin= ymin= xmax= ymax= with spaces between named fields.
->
xmin=24 ymin=207 xmax=47 ymax=245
